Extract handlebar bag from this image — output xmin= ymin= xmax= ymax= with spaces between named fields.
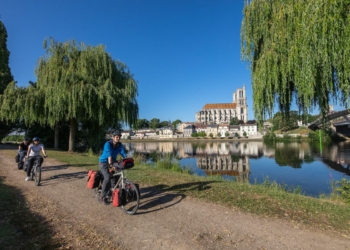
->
xmin=122 ymin=158 xmax=134 ymax=169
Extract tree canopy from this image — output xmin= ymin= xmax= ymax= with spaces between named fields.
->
xmin=0 ymin=21 xmax=13 ymax=93
xmin=241 ymin=0 xmax=350 ymax=124
xmin=0 ymin=38 xmax=138 ymax=151
xmin=0 ymin=20 xmax=14 ymax=140
xmin=172 ymin=119 xmax=182 ymax=129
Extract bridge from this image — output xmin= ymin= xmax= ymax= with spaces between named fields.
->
xmin=308 ymin=109 xmax=350 ymax=130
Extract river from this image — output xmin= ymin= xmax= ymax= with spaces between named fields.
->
xmin=123 ymin=140 xmax=350 ymax=197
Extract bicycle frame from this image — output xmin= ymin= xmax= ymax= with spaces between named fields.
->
xmin=94 ymin=161 xmax=140 ymax=214
xmin=110 ymin=168 xmax=125 ymax=189
xmin=32 ymin=156 xmax=42 ymax=170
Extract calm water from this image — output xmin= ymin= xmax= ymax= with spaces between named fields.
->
xmin=123 ymin=140 xmax=350 ymax=197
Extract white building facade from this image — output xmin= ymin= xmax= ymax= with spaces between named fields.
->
xmin=240 ymin=123 xmax=258 ymax=136
xmin=195 ymin=86 xmax=248 ymax=124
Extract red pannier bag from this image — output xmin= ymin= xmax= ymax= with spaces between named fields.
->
xmin=122 ymin=158 xmax=134 ymax=169
xmin=112 ymin=189 xmax=126 ymax=207
xmin=87 ymin=170 xmax=102 ymax=189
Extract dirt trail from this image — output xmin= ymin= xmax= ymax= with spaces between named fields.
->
xmin=1 ymin=144 xmax=350 ymax=250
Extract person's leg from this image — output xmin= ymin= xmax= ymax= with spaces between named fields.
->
xmin=99 ymin=162 xmax=111 ymax=198
xmin=26 ymin=157 xmax=34 ymax=177
xmin=20 ymin=151 xmax=27 ymax=162
xmin=18 ymin=151 xmax=22 ymax=162
xmin=25 ymin=157 xmax=34 ymax=180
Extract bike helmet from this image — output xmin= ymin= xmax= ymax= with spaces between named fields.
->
xmin=24 ymin=137 xmax=29 ymax=141
xmin=112 ymin=131 xmax=121 ymax=137
xmin=33 ymin=137 xmax=40 ymax=141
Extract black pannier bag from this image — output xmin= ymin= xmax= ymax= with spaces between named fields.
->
xmin=23 ymin=158 xmax=29 ymax=172
xmin=15 ymin=154 xmax=20 ymax=163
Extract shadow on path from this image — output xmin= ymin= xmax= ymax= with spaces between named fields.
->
xmin=136 ymin=181 xmax=217 ymax=214
xmin=41 ymin=171 xmax=87 ymax=186
xmin=0 ymin=175 xmax=63 ymax=249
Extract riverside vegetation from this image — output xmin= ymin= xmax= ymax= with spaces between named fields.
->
xmin=1 ymin=147 xmax=350 ymax=241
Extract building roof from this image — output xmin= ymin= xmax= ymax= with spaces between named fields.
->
xmin=184 ymin=125 xmax=194 ymax=129
xmin=240 ymin=123 xmax=257 ymax=126
xmin=194 ymin=124 xmax=207 ymax=129
xmin=219 ymin=123 xmax=229 ymax=127
xmin=202 ymin=103 xmax=236 ymax=109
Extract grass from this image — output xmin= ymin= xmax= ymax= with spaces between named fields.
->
xmin=2 ymin=147 xmax=350 ymax=237
xmin=274 ymin=126 xmax=310 ymax=135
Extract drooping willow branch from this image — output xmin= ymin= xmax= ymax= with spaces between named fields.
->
xmin=241 ymin=0 xmax=350 ymax=124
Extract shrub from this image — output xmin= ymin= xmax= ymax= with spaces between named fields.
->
xmin=263 ymin=131 xmax=276 ymax=142
xmin=335 ymin=178 xmax=350 ymax=203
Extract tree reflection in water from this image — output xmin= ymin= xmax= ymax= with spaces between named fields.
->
xmin=125 ymin=140 xmax=350 ymax=196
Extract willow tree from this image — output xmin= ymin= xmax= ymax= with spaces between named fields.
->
xmin=0 ymin=81 xmax=46 ymax=130
xmin=241 ymin=0 xmax=350 ymax=124
xmin=0 ymin=20 xmax=14 ymax=140
xmin=35 ymin=38 xmax=138 ymax=152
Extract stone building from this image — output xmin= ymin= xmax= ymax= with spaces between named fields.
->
xmin=195 ymin=86 xmax=248 ymax=124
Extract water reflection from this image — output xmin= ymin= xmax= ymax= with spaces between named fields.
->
xmin=124 ymin=140 xmax=350 ymax=196
xmin=196 ymin=154 xmax=250 ymax=183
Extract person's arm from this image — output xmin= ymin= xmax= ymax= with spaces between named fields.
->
xmin=106 ymin=142 xmax=113 ymax=166
xmin=26 ymin=146 xmax=31 ymax=158
xmin=108 ymin=156 xmax=113 ymax=166
xmin=120 ymin=144 xmax=127 ymax=158
xmin=41 ymin=146 xmax=47 ymax=157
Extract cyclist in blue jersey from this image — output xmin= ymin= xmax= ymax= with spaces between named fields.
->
xmin=99 ymin=131 xmax=126 ymax=205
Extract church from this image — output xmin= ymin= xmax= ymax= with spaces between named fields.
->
xmin=195 ymin=86 xmax=248 ymax=124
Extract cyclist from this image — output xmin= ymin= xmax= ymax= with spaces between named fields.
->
xmin=18 ymin=137 xmax=29 ymax=162
xmin=25 ymin=137 xmax=47 ymax=181
xmin=99 ymin=131 xmax=126 ymax=205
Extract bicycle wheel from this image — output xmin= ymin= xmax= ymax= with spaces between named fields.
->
xmin=94 ymin=186 xmax=102 ymax=203
xmin=94 ymin=186 xmax=112 ymax=204
xmin=34 ymin=165 xmax=41 ymax=186
xmin=121 ymin=181 xmax=140 ymax=215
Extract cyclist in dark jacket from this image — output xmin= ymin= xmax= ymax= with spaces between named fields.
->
xmin=18 ymin=137 xmax=29 ymax=162
xmin=99 ymin=131 xmax=126 ymax=205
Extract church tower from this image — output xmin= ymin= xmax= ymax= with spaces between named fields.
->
xmin=196 ymin=86 xmax=248 ymax=124
xmin=233 ymin=86 xmax=248 ymax=122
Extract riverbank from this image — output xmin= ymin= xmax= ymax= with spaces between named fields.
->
xmin=1 ymin=144 xmax=350 ymax=249
xmin=3 ymin=144 xmax=349 ymax=236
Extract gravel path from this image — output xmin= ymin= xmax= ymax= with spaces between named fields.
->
xmin=1 ymin=145 xmax=349 ymax=249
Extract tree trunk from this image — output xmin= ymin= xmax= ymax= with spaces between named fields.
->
xmin=68 ymin=118 xmax=76 ymax=152
xmin=54 ymin=121 xmax=59 ymax=150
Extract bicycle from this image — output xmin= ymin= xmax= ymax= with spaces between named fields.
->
xmin=30 ymin=156 xmax=46 ymax=186
xmin=94 ymin=161 xmax=140 ymax=215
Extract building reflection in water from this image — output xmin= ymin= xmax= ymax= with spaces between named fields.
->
xmin=196 ymin=154 xmax=250 ymax=183
xmin=125 ymin=140 xmax=350 ymax=180
xmin=126 ymin=141 xmax=266 ymax=182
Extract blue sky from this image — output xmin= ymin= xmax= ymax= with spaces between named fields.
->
xmin=1 ymin=0 xmax=335 ymax=125
xmin=1 ymin=0 xmax=254 ymax=124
